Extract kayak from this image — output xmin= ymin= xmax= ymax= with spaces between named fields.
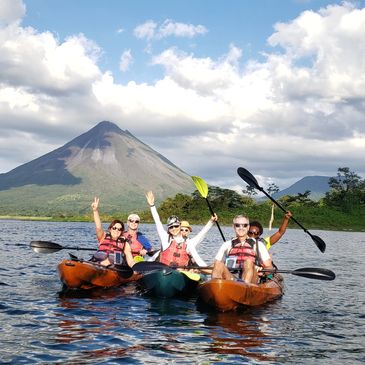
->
xmin=197 ymin=275 xmax=284 ymax=312
xmin=137 ymin=268 xmax=203 ymax=298
xmin=58 ymin=259 xmax=141 ymax=290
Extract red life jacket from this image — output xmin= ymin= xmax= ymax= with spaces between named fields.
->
xmin=227 ymin=238 xmax=256 ymax=267
xmin=123 ymin=232 xmax=143 ymax=257
xmin=98 ymin=233 xmax=126 ymax=253
xmin=159 ymin=239 xmax=191 ymax=267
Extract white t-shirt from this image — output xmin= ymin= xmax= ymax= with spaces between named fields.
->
xmin=215 ymin=239 xmax=270 ymax=263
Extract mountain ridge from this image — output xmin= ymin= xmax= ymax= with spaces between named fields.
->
xmin=0 ymin=121 xmax=194 ymax=215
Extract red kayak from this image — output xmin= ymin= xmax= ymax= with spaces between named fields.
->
xmin=58 ymin=259 xmax=141 ymax=290
xmin=198 ymin=275 xmax=284 ymax=312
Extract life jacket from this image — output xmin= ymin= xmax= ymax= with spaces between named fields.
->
xmin=98 ymin=232 xmax=126 ymax=253
xmin=227 ymin=238 xmax=256 ymax=268
xmin=123 ymin=232 xmax=144 ymax=257
xmin=159 ymin=238 xmax=191 ymax=267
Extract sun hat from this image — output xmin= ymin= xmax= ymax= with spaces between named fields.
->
xmin=167 ymin=215 xmax=180 ymax=227
xmin=128 ymin=213 xmax=140 ymax=222
xmin=180 ymin=220 xmax=192 ymax=232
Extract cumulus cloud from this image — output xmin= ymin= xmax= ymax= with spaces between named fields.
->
xmin=134 ymin=19 xmax=207 ymax=41
xmin=0 ymin=1 xmax=365 ymax=189
xmin=0 ymin=0 xmax=25 ymax=25
xmin=119 ymin=49 xmax=133 ymax=72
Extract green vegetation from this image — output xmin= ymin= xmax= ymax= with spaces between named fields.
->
xmin=2 ymin=167 xmax=364 ymax=232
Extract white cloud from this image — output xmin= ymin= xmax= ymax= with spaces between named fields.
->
xmin=134 ymin=19 xmax=207 ymax=41
xmin=134 ymin=20 xmax=157 ymax=40
xmin=0 ymin=0 xmax=25 ymax=25
xmin=119 ymin=49 xmax=133 ymax=72
xmin=0 ymin=2 xmax=364 ymax=189
xmin=158 ymin=19 xmax=207 ymax=38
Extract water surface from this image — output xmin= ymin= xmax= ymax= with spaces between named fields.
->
xmin=0 ymin=220 xmax=364 ymax=364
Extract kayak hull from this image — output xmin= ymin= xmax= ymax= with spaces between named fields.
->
xmin=198 ymin=276 xmax=284 ymax=312
xmin=137 ymin=269 xmax=202 ymax=298
xmin=58 ymin=259 xmax=141 ymax=290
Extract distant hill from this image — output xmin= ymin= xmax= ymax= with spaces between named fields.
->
xmin=272 ymin=176 xmax=332 ymax=201
xmin=0 ymin=121 xmax=195 ymax=215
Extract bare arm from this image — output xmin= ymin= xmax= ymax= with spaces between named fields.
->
xmin=91 ymin=197 xmax=104 ymax=242
xmin=189 ymin=214 xmax=217 ymax=249
xmin=124 ymin=243 xmax=135 ymax=268
xmin=269 ymin=211 xmax=292 ymax=246
xmin=145 ymin=191 xmax=169 ymax=250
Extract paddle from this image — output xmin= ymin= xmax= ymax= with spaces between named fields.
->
xmin=30 ymin=240 xmax=96 ymax=254
xmin=237 ymin=167 xmax=326 ymax=253
xmin=132 ymin=261 xmax=202 ymax=281
xmin=191 ymin=175 xmax=226 ymax=242
xmin=261 ymin=267 xmax=335 ymax=281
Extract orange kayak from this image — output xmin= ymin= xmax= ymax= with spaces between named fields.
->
xmin=198 ymin=275 xmax=284 ymax=312
xmin=58 ymin=259 xmax=141 ymax=290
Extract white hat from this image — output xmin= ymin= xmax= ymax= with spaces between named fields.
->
xmin=128 ymin=213 xmax=140 ymax=222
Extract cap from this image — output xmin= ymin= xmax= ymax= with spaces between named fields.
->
xmin=128 ymin=213 xmax=140 ymax=222
xmin=180 ymin=220 xmax=192 ymax=232
xmin=167 ymin=215 xmax=180 ymax=227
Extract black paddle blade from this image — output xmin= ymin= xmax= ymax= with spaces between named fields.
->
xmin=237 ymin=167 xmax=261 ymax=189
xmin=114 ymin=265 xmax=135 ymax=278
xmin=311 ymin=235 xmax=326 ymax=253
xmin=292 ymin=267 xmax=335 ymax=281
xmin=133 ymin=261 xmax=170 ymax=273
xmin=30 ymin=240 xmax=63 ymax=254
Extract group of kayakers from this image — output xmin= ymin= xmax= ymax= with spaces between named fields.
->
xmin=90 ymin=192 xmax=292 ymax=285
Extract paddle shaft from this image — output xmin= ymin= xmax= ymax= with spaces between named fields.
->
xmin=204 ymin=198 xmax=226 ymax=241
xmin=237 ymin=167 xmax=326 ymax=253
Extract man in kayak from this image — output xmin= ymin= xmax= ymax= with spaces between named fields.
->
xmin=248 ymin=211 xmax=292 ymax=250
xmin=211 ymin=215 xmax=274 ymax=284
xmin=91 ymin=197 xmax=135 ymax=268
xmin=123 ymin=213 xmax=153 ymax=261
xmin=145 ymin=191 xmax=215 ymax=268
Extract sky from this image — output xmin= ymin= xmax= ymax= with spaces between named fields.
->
xmin=1 ymin=0 xmax=365 ymax=193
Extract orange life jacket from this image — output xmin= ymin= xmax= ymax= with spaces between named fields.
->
xmin=98 ymin=233 xmax=126 ymax=253
xmin=123 ymin=232 xmax=143 ymax=257
xmin=227 ymin=238 xmax=256 ymax=267
xmin=159 ymin=239 xmax=191 ymax=267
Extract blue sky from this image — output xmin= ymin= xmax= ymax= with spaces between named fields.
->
xmin=1 ymin=0 xmax=365 ymax=191
xmin=22 ymin=0 xmax=344 ymax=84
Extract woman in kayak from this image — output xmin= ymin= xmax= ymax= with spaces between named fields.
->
xmin=211 ymin=215 xmax=274 ymax=284
xmin=91 ymin=197 xmax=135 ymax=268
xmin=180 ymin=216 xmax=218 ymax=244
xmin=145 ymin=191 xmax=215 ymax=268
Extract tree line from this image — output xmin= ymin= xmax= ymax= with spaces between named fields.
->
xmin=145 ymin=167 xmax=364 ymax=231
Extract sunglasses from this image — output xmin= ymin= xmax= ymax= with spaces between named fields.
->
xmin=248 ymin=231 xmax=260 ymax=236
xmin=111 ymin=227 xmax=123 ymax=231
xmin=234 ymin=223 xmax=249 ymax=228
xmin=128 ymin=219 xmax=140 ymax=223
xmin=169 ymin=225 xmax=180 ymax=229
xmin=180 ymin=228 xmax=190 ymax=232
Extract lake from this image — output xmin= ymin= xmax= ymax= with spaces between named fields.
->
xmin=0 ymin=220 xmax=364 ymax=364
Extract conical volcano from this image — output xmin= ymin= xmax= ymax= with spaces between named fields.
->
xmin=0 ymin=121 xmax=194 ymax=215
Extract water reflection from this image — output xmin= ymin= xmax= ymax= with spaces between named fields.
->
xmin=205 ymin=311 xmax=278 ymax=362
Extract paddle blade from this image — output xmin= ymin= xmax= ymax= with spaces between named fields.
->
xmin=311 ymin=235 xmax=326 ymax=253
xmin=292 ymin=267 xmax=335 ymax=281
xmin=30 ymin=240 xmax=63 ymax=254
xmin=191 ymin=176 xmax=209 ymax=198
xmin=237 ymin=167 xmax=261 ymax=189
xmin=133 ymin=261 xmax=170 ymax=273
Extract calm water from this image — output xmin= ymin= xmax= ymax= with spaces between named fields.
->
xmin=0 ymin=220 xmax=364 ymax=364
